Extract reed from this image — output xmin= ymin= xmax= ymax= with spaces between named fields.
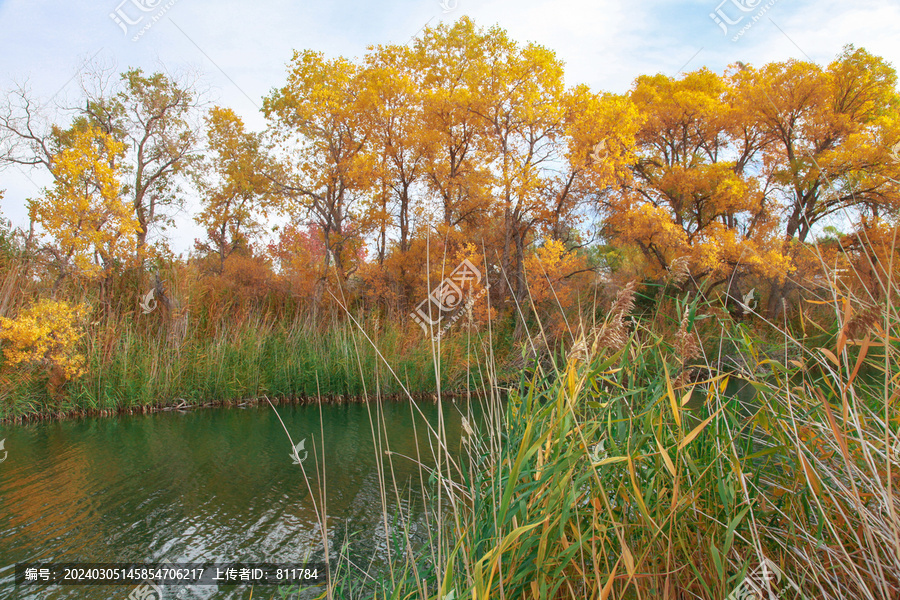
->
xmin=0 ymin=309 xmax=508 ymax=421
xmin=309 ymin=255 xmax=900 ymax=599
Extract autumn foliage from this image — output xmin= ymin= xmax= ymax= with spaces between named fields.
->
xmin=0 ymin=19 xmax=898 ymax=394
xmin=0 ymin=299 xmax=88 ymax=384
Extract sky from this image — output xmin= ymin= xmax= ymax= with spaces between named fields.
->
xmin=0 ymin=0 xmax=898 ymax=254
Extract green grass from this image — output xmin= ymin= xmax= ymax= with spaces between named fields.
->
xmin=0 ymin=313 xmax=513 ymax=421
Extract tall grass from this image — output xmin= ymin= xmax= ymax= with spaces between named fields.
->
xmin=0 ymin=311 xmax=508 ymax=421
xmin=3 ymin=237 xmax=899 ymax=599
xmin=307 ymin=259 xmax=900 ymax=599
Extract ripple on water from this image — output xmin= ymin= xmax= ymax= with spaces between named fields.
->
xmin=0 ymin=400 xmax=472 ymax=599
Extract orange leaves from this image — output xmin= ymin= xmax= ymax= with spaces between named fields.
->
xmin=524 ymin=239 xmax=584 ymax=307
xmin=562 ymin=86 xmax=642 ymax=201
xmin=690 ymin=223 xmax=792 ymax=283
xmin=451 ymin=243 xmax=494 ymax=325
xmin=732 ymin=47 xmax=900 ymax=246
xmin=606 ymin=46 xmax=899 ymax=294
xmin=264 ymin=48 xmax=375 ymax=296
xmin=269 ymin=223 xmax=328 ymax=300
xmin=604 ymin=66 xmax=800 ymax=284
xmin=631 ymin=68 xmax=727 ymax=142
xmin=523 ymin=239 xmax=590 ymax=335
xmin=605 ymin=198 xmax=686 ymax=278
xmin=841 ymin=219 xmax=900 ymax=292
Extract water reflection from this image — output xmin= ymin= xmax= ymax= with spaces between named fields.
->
xmin=0 ymin=399 xmax=477 ymax=599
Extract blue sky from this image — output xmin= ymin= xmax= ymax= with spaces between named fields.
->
xmin=0 ymin=0 xmax=898 ymax=253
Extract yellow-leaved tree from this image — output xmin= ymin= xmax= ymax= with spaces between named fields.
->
xmin=28 ymin=125 xmax=139 ymax=289
xmin=195 ymin=106 xmax=275 ymax=273
xmin=263 ymin=50 xmax=375 ymax=307
xmin=732 ymin=46 xmax=900 ymax=316
xmin=524 ymin=238 xmax=589 ymax=336
xmin=604 ymin=67 xmax=790 ymax=294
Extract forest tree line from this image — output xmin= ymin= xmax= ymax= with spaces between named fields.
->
xmin=1 ymin=17 xmax=898 ymax=336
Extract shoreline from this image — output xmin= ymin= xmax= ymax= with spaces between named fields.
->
xmin=0 ymin=388 xmax=498 ymax=426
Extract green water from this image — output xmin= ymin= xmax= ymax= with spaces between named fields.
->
xmin=0 ymin=400 xmax=476 ymax=599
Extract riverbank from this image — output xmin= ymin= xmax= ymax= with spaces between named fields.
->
xmin=0 ymin=389 xmax=488 ymax=424
xmin=0 ymin=314 xmax=517 ymax=423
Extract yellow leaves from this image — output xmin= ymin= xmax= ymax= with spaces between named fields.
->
xmin=632 ymin=68 xmax=726 ymax=137
xmin=656 ymin=436 xmax=676 ymax=477
xmin=678 ymin=405 xmax=725 ymax=451
xmin=196 ymin=106 xmax=275 ymax=262
xmin=564 ymin=88 xmax=643 ymax=192
xmin=528 ymin=239 xmax=572 ymax=275
xmin=30 ymin=126 xmax=138 ymax=280
xmin=664 ymin=363 xmax=681 ymax=428
xmin=607 ymin=199 xmax=687 ymax=275
xmin=0 ymin=299 xmax=88 ymax=382
xmin=798 ymin=452 xmax=822 ymax=496
xmin=607 ymin=167 xmax=792 ymax=283
xmin=728 ymin=47 xmax=900 ymax=252
xmin=828 ymin=45 xmax=898 ymax=122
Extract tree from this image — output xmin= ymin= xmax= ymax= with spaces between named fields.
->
xmin=27 ymin=125 xmax=139 ymax=290
xmin=465 ymin=24 xmax=570 ymax=306
xmin=194 ymin=107 xmax=274 ymax=272
xmin=263 ymin=50 xmax=374 ymax=305
xmin=414 ymin=19 xmax=495 ymax=232
xmin=603 ymin=67 xmax=790 ymax=295
xmin=734 ymin=46 xmax=900 ymax=316
xmin=0 ymin=298 xmax=89 ymax=389
xmin=361 ymin=43 xmax=428 ymax=259
xmin=81 ymin=67 xmax=202 ymax=266
xmin=410 ymin=18 xmax=621 ymax=326
xmin=0 ymin=67 xmax=202 ymax=272
xmin=523 ymin=238 xmax=589 ymax=335
xmin=544 ymin=86 xmax=641 ymax=249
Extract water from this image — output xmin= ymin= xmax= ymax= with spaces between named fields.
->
xmin=0 ymin=399 xmax=477 ymax=599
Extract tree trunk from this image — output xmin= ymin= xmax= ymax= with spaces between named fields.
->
xmin=512 ymin=220 xmax=528 ymax=340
